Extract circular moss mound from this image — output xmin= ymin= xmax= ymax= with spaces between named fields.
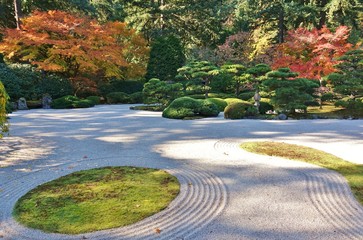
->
xmin=13 ymin=167 xmax=180 ymax=234
xmin=224 ymin=102 xmax=250 ymax=119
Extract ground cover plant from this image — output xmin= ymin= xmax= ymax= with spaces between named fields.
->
xmin=13 ymin=166 xmax=180 ymax=234
xmin=240 ymin=142 xmax=363 ymax=205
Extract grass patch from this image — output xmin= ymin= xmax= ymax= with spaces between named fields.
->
xmin=13 ymin=166 xmax=180 ymax=234
xmin=240 ymin=142 xmax=363 ymax=205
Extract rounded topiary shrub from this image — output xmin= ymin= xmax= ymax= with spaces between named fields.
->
xmin=224 ymin=102 xmax=248 ymax=119
xmin=129 ymin=92 xmax=143 ymax=103
xmin=106 ymin=92 xmax=131 ymax=104
xmin=73 ymin=99 xmax=95 ymax=108
xmin=224 ymin=98 xmax=252 ymax=106
xmin=51 ymin=95 xmax=79 ymax=109
xmin=238 ymin=92 xmax=254 ymax=101
xmin=162 ymin=97 xmax=219 ymax=119
xmin=51 ymin=95 xmax=95 ymax=109
xmin=206 ymin=98 xmax=227 ymax=112
xmin=198 ymin=100 xmax=220 ymax=117
xmin=86 ymin=96 xmax=101 ymax=105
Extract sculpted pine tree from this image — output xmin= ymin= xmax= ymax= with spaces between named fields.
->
xmin=0 ymin=10 xmax=149 ymax=95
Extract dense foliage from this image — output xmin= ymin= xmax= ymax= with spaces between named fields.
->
xmin=143 ymin=78 xmax=183 ymax=107
xmin=146 ymin=35 xmax=185 ymax=81
xmin=0 ymin=10 xmax=149 ymax=96
xmin=0 ymin=80 xmax=9 ymax=137
xmin=0 ymin=63 xmax=72 ymax=100
xmin=162 ymin=97 xmax=219 ymax=119
xmin=273 ymin=26 xmax=353 ymax=80
xmin=263 ymin=68 xmax=319 ymax=113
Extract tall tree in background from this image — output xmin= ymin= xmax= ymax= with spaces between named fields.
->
xmin=146 ymin=35 xmax=185 ymax=81
xmin=328 ymin=49 xmax=363 ymax=100
xmin=13 ymin=0 xmax=22 ymax=29
xmin=0 ymin=11 xmax=149 ymax=95
xmin=123 ymin=0 xmax=231 ymax=46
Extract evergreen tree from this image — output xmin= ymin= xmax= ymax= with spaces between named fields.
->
xmin=146 ymin=35 xmax=185 ymax=81
xmin=263 ymin=68 xmax=319 ymax=113
xmin=328 ymin=49 xmax=363 ymax=100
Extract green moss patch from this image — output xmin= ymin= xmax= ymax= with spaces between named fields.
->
xmin=241 ymin=141 xmax=363 ymax=205
xmin=13 ymin=167 xmax=180 ymax=234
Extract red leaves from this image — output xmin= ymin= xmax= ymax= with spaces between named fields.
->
xmin=273 ymin=26 xmax=353 ymax=80
xmin=0 ymin=10 xmax=149 ymax=91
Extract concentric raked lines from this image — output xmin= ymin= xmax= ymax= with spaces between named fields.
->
xmin=214 ymin=139 xmax=363 ymax=239
xmin=0 ymin=161 xmax=227 ymax=240
xmin=305 ymin=171 xmax=363 ymax=239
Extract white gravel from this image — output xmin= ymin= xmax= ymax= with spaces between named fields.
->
xmin=1 ymin=105 xmax=363 ymax=240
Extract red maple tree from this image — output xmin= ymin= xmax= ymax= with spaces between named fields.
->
xmin=273 ymin=26 xmax=353 ymax=80
xmin=0 ymin=10 xmax=149 ymax=94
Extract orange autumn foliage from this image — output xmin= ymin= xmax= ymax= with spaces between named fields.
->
xmin=0 ymin=10 xmax=149 ymax=83
xmin=273 ymin=26 xmax=353 ymax=80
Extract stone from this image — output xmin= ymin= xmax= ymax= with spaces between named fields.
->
xmin=42 ymin=94 xmax=52 ymax=109
xmin=17 ymin=98 xmax=28 ymax=110
xmin=277 ymin=113 xmax=288 ymax=120
xmin=253 ymin=90 xmax=261 ymax=110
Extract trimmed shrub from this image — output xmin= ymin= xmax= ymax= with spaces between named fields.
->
xmin=238 ymin=91 xmax=254 ymax=101
xmin=224 ymin=98 xmax=252 ymax=106
xmin=206 ymin=98 xmax=228 ymax=112
xmin=51 ymin=95 xmax=79 ymax=109
xmin=129 ymin=92 xmax=143 ymax=103
xmin=27 ymin=100 xmax=42 ymax=109
xmin=106 ymin=92 xmax=131 ymax=104
xmin=162 ymin=97 xmax=219 ymax=119
xmin=73 ymin=99 xmax=95 ymax=108
xmin=198 ymin=100 xmax=220 ymax=117
xmin=259 ymin=101 xmax=274 ymax=114
xmin=224 ymin=102 xmax=247 ymax=119
xmin=335 ymin=99 xmax=363 ymax=110
xmin=143 ymin=78 xmax=183 ymax=107
xmin=245 ymin=106 xmax=259 ymax=117
xmin=86 ymin=96 xmax=101 ymax=105
xmin=321 ymin=93 xmax=334 ymax=102
xmin=51 ymin=95 xmax=95 ymax=109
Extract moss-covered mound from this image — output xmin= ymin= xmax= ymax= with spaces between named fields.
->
xmin=13 ymin=167 xmax=180 ymax=234
xmin=162 ymin=97 xmax=219 ymax=119
xmin=224 ymin=101 xmax=253 ymax=119
xmin=206 ymin=98 xmax=228 ymax=112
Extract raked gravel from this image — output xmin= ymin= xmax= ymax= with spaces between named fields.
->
xmin=1 ymin=105 xmax=363 ymax=240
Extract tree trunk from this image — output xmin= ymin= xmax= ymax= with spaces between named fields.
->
xmin=277 ymin=4 xmax=284 ymax=43
xmin=318 ymin=0 xmax=327 ymax=29
xmin=13 ymin=0 xmax=22 ymax=30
